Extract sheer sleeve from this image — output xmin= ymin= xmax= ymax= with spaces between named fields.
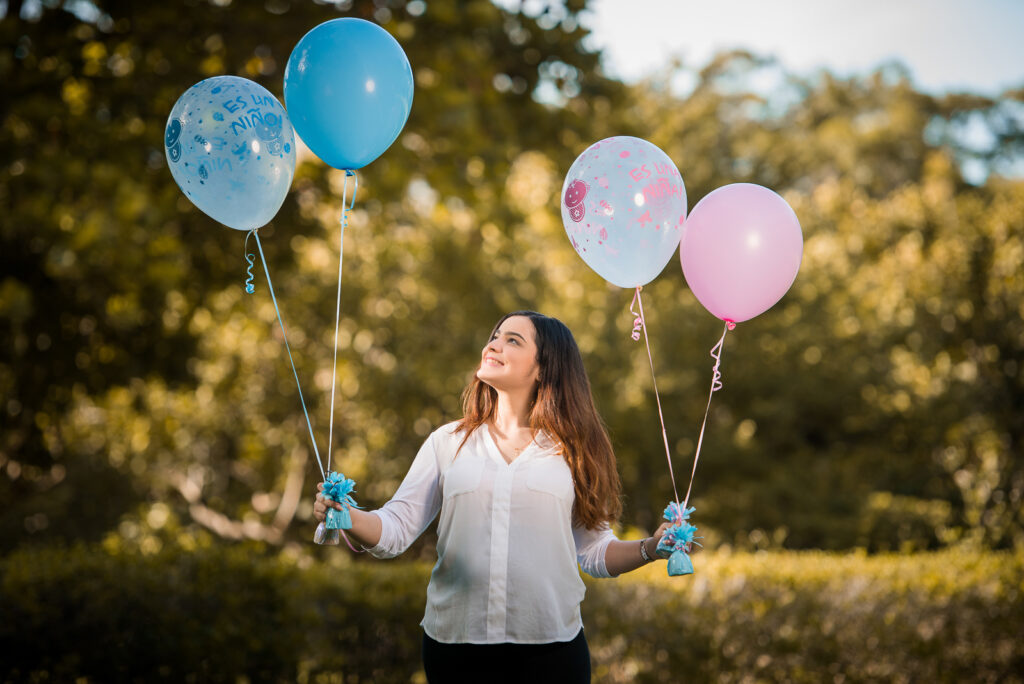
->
xmin=366 ymin=432 xmax=444 ymax=559
xmin=572 ymin=521 xmax=618 ymax=578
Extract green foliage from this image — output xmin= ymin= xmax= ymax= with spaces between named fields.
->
xmin=1 ymin=0 xmax=1022 ymax=557
xmin=2 ymin=544 xmax=1021 ymax=682
xmin=585 ymin=548 xmax=1024 ymax=683
xmin=0 ymin=542 xmax=427 ymax=682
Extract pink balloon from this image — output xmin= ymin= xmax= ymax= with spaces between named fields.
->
xmin=680 ymin=183 xmax=803 ymax=323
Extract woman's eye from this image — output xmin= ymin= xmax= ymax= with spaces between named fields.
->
xmin=508 ymin=338 xmax=517 ymax=344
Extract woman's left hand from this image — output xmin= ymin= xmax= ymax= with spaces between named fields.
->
xmin=650 ymin=522 xmax=673 ymax=559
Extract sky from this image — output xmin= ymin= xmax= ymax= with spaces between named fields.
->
xmin=581 ymin=0 xmax=1024 ymax=96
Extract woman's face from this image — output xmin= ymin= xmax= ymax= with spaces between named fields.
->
xmin=476 ymin=315 xmax=541 ymax=392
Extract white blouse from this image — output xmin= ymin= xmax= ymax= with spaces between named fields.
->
xmin=367 ymin=421 xmax=619 ymax=644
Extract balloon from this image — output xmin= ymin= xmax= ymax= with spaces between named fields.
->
xmin=680 ymin=183 xmax=803 ymax=323
xmin=165 ymin=76 xmax=296 ymax=231
xmin=560 ymin=137 xmax=687 ymax=288
xmin=284 ymin=18 xmax=414 ymax=170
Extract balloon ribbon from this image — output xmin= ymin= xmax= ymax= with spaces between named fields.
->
xmin=682 ymin=319 xmax=733 ymax=510
xmin=630 ymin=287 xmax=680 ymax=505
xmin=630 ymin=294 xmax=731 ymax=577
xmin=326 ymin=170 xmax=358 ymax=476
xmin=245 ymin=173 xmax=361 ymax=550
xmin=325 ymin=171 xmax=362 ymax=553
xmin=244 ymin=231 xmax=257 ymax=294
xmin=249 ymin=229 xmax=327 ymax=481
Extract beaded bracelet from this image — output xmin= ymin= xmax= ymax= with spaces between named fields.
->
xmin=639 ymin=537 xmax=652 ymax=562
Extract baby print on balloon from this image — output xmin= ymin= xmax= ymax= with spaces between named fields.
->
xmin=564 ymin=179 xmax=589 ymax=223
xmin=559 ymin=136 xmax=687 ymax=288
xmin=165 ymin=119 xmax=182 ymax=163
xmin=164 ymin=75 xmax=296 ymax=231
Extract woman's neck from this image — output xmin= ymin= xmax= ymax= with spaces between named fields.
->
xmin=491 ymin=389 xmax=533 ymax=434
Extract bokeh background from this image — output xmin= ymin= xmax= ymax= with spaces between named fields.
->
xmin=2 ymin=0 xmax=1022 ymax=682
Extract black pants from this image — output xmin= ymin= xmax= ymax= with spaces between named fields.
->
xmin=422 ymin=629 xmax=591 ymax=684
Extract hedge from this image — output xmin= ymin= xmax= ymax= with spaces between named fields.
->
xmin=583 ymin=549 xmax=1023 ymax=683
xmin=1 ymin=544 xmax=1021 ymax=683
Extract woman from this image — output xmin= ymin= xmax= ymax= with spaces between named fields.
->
xmin=314 ymin=311 xmax=671 ymax=683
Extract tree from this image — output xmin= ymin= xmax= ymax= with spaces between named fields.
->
xmin=2 ymin=1 xmax=1021 ymax=554
xmin=0 ymin=0 xmax=628 ymax=551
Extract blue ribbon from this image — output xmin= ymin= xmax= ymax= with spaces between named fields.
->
xmin=250 ymin=229 xmax=328 ymax=482
xmin=244 ymin=231 xmax=257 ymax=294
xmin=326 ymin=170 xmax=358 ymax=476
xmin=322 ymin=471 xmax=360 ymax=530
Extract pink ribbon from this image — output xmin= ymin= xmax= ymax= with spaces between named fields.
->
xmin=681 ymin=320 xmax=732 ymax=510
xmin=339 ymin=529 xmax=366 ymax=554
xmin=630 ymin=287 xmax=681 ymax=505
xmin=628 ymin=289 xmax=733 ymax=513
xmin=630 ymin=296 xmax=643 ymax=341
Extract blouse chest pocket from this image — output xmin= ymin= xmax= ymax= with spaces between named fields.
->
xmin=442 ymin=455 xmax=485 ymax=499
xmin=525 ymin=457 xmax=575 ymax=503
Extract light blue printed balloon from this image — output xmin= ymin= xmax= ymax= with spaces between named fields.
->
xmin=560 ymin=137 xmax=687 ymax=288
xmin=165 ymin=76 xmax=296 ymax=231
xmin=284 ymin=18 xmax=414 ymax=170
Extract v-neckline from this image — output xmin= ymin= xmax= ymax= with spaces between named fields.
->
xmin=482 ymin=424 xmax=535 ymax=467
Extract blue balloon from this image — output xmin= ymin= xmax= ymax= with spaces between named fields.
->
xmin=284 ymin=18 xmax=413 ymax=170
xmin=165 ymin=76 xmax=296 ymax=231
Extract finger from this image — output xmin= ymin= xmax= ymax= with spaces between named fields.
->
xmin=317 ymin=483 xmax=324 ymax=492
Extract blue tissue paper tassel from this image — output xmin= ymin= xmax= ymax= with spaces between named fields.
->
xmin=322 ymin=472 xmax=360 ymax=530
xmin=657 ymin=502 xmax=703 ymax=576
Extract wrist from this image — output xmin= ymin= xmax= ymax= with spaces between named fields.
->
xmin=639 ymin=537 xmax=653 ymax=563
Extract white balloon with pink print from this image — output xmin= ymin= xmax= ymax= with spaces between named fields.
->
xmin=560 ymin=136 xmax=687 ymax=288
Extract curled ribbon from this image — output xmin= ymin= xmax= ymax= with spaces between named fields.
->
xmin=630 ymin=288 xmax=644 ymax=341
xmin=244 ymin=230 xmax=257 ymax=294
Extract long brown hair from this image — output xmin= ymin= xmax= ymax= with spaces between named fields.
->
xmin=454 ymin=311 xmax=622 ymax=529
